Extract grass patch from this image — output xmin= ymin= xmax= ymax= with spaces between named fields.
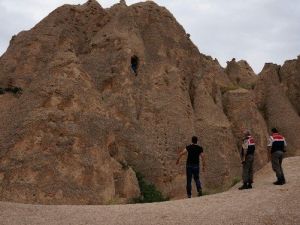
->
xmin=132 ymin=172 xmax=169 ymax=203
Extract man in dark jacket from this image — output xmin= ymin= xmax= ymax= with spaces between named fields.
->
xmin=268 ymin=128 xmax=287 ymax=185
xmin=176 ymin=136 xmax=206 ymax=198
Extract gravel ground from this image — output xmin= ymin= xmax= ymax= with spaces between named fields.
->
xmin=0 ymin=157 xmax=299 ymax=225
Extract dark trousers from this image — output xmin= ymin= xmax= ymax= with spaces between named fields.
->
xmin=242 ymin=154 xmax=254 ymax=184
xmin=271 ymin=151 xmax=285 ymax=181
xmin=186 ymin=164 xmax=202 ymax=197
xmin=131 ymin=64 xmax=137 ymax=74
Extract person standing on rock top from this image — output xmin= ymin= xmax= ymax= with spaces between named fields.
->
xmin=176 ymin=136 xmax=206 ymax=198
xmin=268 ymin=128 xmax=287 ymax=185
xmin=239 ymin=130 xmax=255 ymax=190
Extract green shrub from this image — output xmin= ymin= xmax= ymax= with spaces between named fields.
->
xmin=132 ymin=172 xmax=169 ymax=203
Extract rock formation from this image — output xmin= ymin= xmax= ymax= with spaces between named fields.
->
xmin=225 ymin=58 xmax=257 ymax=88
xmin=280 ymin=56 xmax=300 ymax=115
xmin=0 ymin=0 xmax=299 ymax=204
xmin=255 ymin=63 xmax=300 ymax=156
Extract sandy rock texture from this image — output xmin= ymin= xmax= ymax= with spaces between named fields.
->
xmin=0 ymin=156 xmax=299 ymax=225
xmin=255 ymin=63 xmax=300 ymax=156
xmin=225 ymin=58 xmax=257 ymax=88
xmin=280 ymin=56 xmax=300 ymax=115
xmin=0 ymin=0 xmax=299 ymax=204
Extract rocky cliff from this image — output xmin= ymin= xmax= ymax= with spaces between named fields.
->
xmin=0 ymin=0 xmax=299 ymax=204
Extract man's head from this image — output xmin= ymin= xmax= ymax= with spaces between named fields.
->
xmin=271 ymin=128 xmax=278 ymax=133
xmin=192 ymin=136 xmax=198 ymax=144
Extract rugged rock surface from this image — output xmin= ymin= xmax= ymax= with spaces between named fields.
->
xmin=280 ymin=56 xmax=300 ymax=115
xmin=0 ymin=0 xmax=299 ymax=204
xmin=225 ymin=58 xmax=257 ymax=88
xmin=223 ymin=88 xmax=269 ymax=169
xmin=255 ymin=63 xmax=300 ymax=156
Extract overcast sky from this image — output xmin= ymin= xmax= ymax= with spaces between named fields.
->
xmin=0 ymin=0 xmax=299 ymax=73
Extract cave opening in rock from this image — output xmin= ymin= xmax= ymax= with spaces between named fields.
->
xmin=131 ymin=55 xmax=139 ymax=76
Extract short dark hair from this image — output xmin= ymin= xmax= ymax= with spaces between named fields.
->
xmin=192 ymin=136 xmax=198 ymax=144
xmin=271 ymin=128 xmax=278 ymax=133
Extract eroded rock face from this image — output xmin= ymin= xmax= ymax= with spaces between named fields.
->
xmin=223 ymin=89 xmax=269 ymax=169
xmin=225 ymin=58 xmax=257 ymax=88
xmin=255 ymin=63 xmax=300 ymax=156
xmin=0 ymin=0 xmax=144 ymax=204
xmin=280 ymin=56 xmax=300 ymax=115
xmin=0 ymin=0 xmax=299 ymax=204
xmin=192 ymin=81 xmax=240 ymax=189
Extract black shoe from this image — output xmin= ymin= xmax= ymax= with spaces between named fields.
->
xmin=238 ymin=183 xmax=248 ymax=190
xmin=247 ymin=183 xmax=253 ymax=189
xmin=198 ymin=190 xmax=202 ymax=197
xmin=187 ymin=195 xmax=191 ymax=198
xmin=273 ymin=180 xmax=284 ymax=185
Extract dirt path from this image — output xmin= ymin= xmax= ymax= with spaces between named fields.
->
xmin=0 ymin=157 xmax=299 ymax=225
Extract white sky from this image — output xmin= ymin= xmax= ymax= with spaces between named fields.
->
xmin=0 ymin=0 xmax=300 ymax=73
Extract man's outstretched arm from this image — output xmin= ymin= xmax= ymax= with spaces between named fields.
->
xmin=176 ymin=149 xmax=187 ymax=165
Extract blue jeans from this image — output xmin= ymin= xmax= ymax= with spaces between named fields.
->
xmin=186 ymin=164 xmax=202 ymax=197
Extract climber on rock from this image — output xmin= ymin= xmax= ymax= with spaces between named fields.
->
xmin=131 ymin=55 xmax=139 ymax=75
xmin=176 ymin=136 xmax=206 ymax=198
